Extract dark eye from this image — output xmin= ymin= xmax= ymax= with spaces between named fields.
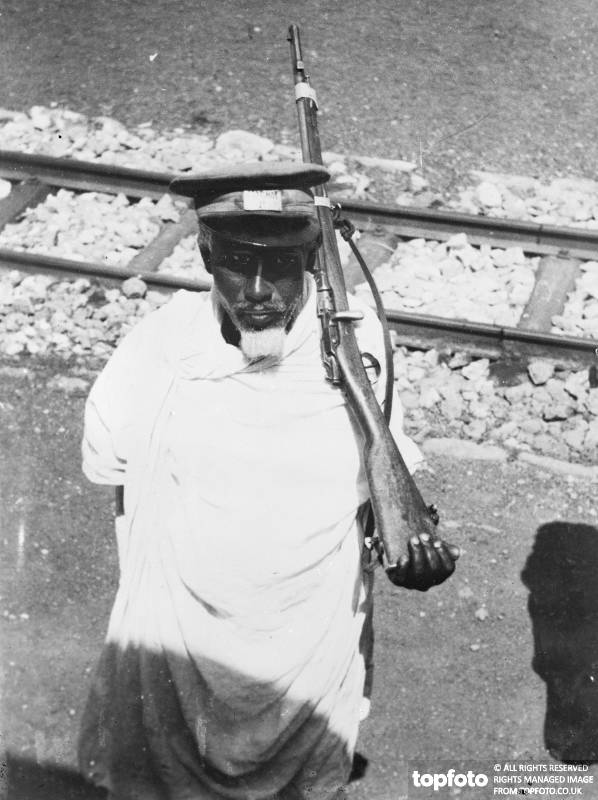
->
xmin=231 ymin=253 xmax=251 ymax=267
xmin=274 ymin=253 xmax=300 ymax=271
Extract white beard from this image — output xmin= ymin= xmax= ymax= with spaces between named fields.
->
xmin=239 ymin=325 xmax=287 ymax=363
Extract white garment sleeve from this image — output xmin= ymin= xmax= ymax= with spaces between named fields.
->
xmin=82 ymin=309 xmax=165 ymax=485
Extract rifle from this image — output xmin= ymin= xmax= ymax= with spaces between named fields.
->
xmin=288 ymin=24 xmax=440 ymax=581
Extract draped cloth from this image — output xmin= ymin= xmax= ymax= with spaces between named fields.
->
xmin=79 ymin=277 xmax=423 ymax=800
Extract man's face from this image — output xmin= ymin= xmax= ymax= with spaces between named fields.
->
xmin=210 ymin=241 xmax=310 ymax=360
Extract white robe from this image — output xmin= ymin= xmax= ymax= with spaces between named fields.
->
xmin=79 ymin=278 xmax=422 ymax=800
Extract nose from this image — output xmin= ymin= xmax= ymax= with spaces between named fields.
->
xmin=244 ymin=260 xmax=273 ymax=304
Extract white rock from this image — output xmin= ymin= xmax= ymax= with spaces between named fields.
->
xmin=542 ymin=403 xmax=576 ymax=422
xmin=215 ymin=130 xmax=273 ymax=160
xmin=584 ymin=420 xmax=598 ymax=448
xmin=502 ymin=193 xmax=527 ymax=218
xmin=527 ymin=359 xmax=555 ymax=386
xmin=121 ymin=277 xmax=147 ymax=299
xmin=563 ymin=426 xmax=587 ymax=451
xmin=446 ymin=233 xmax=469 ymax=250
xmin=409 ymin=173 xmax=429 ymax=193
xmin=476 ymin=181 xmax=503 ymax=208
xmin=461 ymin=359 xmax=490 ymax=381
xmin=419 ymin=387 xmax=441 ymax=408
xmin=29 ymin=105 xmax=53 ymax=130
xmin=587 ymin=389 xmax=598 ymax=416
xmin=422 ymin=438 xmax=507 ymax=461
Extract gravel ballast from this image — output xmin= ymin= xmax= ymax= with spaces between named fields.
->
xmin=1 ymin=106 xmax=597 ymax=468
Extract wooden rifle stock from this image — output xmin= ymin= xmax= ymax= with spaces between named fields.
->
xmin=287 ymin=24 xmax=438 ymax=574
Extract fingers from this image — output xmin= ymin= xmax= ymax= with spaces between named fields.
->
xmin=447 ymin=543 xmax=461 ymax=561
xmin=387 ymin=533 xmax=460 ymax=591
xmin=389 ymin=554 xmax=410 ymax=586
xmin=433 ymin=539 xmax=459 ymax=575
xmin=408 ymin=534 xmax=427 ymax=577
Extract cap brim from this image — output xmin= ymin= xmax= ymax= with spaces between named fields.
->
xmin=169 ymin=160 xmax=330 ymax=203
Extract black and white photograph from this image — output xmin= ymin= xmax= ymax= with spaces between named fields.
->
xmin=0 ymin=2 xmax=597 ymax=799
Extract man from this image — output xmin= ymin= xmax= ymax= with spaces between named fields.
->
xmin=79 ymin=161 xmax=458 ymax=800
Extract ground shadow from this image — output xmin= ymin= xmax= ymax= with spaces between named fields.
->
xmin=2 ymin=750 xmax=367 ymax=799
xmin=3 ymin=754 xmax=107 ymax=800
xmin=522 ymin=521 xmax=598 ymax=763
xmin=72 ymin=641 xmax=369 ymax=799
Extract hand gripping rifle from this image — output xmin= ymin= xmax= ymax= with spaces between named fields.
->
xmin=288 ymin=25 xmax=440 ymax=581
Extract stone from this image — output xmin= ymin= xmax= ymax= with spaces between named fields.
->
xmin=446 ymin=233 xmax=469 ymax=250
xmin=121 ymin=277 xmax=147 ymax=299
xmin=407 ymin=365 xmax=427 ymax=383
xmin=10 ymin=296 xmax=34 ymax=314
xmin=461 ymin=359 xmax=489 ymax=381
xmin=0 ymin=179 xmax=11 ymax=200
xmin=564 ymin=371 xmax=589 ymax=398
xmin=527 ymin=359 xmax=555 ymax=385
xmin=517 ymin=452 xmax=598 ymax=479
xmin=586 ymin=389 xmax=598 ymax=416
xmin=447 ymin=352 xmax=471 ymax=370
xmin=215 ymin=130 xmax=274 ymax=160
xmin=469 ymin=400 xmax=490 ymax=419
xmin=502 ymin=194 xmax=527 ymax=218
xmin=4 ymin=270 xmax=24 ymax=287
xmin=519 ymin=419 xmax=545 ymax=435
xmin=399 ymin=390 xmax=419 ymax=409
xmin=502 ymin=384 xmax=532 ymax=404
xmin=2 ymin=334 xmax=26 ymax=356
xmin=542 ymin=403 xmax=576 ymax=422
xmin=70 ymin=278 xmax=91 ymax=294
xmin=409 ymin=173 xmax=429 ymax=193
xmin=419 ymin=387 xmax=441 ymax=408
xmin=353 ymin=155 xmax=417 ymax=173
xmin=30 ymin=105 xmax=53 ymax=129
xmin=585 ymin=420 xmax=598 ymax=449
xmin=440 ymin=397 xmax=464 ymax=419
xmin=19 ymin=274 xmax=55 ymax=300
xmin=465 ymin=419 xmax=487 ymax=440
xmin=563 ymin=427 xmax=587 ymax=451
xmin=495 ymin=421 xmax=518 ymax=439
xmin=476 ymin=181 xmax=503 ymax=208
xmin=533 ymin=434 xmax=569 ymax=460
xmin=0 ymin=284 xmax=14 ymax=305
xmin=422 ymin=438 xmax=507 ymax=461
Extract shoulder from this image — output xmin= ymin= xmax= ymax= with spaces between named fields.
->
xmin=112 ymin=290 xmax=210 ymax=359
xmin=127 ymin=289 xmax=209 ymax=339
xmin=91 ymin=290 xmax=211 ymax=394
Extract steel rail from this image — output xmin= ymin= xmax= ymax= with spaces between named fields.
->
xmin=2 ymin=150 xmax=598 ymax=258
xmin=385 ymin=308 xmax=597 ymax=363
xmin=1 ymin=247 xmax=594 ymax=364
xmin=0 ymin=150 xmax=173 ymax=199
xmin=0 ymin=248 xmax=212 ymax=293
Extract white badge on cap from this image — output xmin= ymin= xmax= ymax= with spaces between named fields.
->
xmin=242 ymin=190 xmax=283 ymax=212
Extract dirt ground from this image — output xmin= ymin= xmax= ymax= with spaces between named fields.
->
xmin=1 ymin=361 xmax=597 ymax=799
xmin=2 ymin=0 xmax=598 ymax=192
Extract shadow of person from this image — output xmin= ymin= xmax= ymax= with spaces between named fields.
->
xmin=522 ymin=521 xmax=598 ymax=763
xmin=3 ymin=753 xmax=107 ymax=800
xmin=72 ymin=641 xmax=368 ymax=800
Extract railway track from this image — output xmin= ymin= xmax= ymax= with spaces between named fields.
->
xmin=0 ymin=149 xmax=596 ymax=366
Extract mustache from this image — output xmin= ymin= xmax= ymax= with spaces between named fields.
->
xmin=234 ymin=303 xmax=286 ymax=315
